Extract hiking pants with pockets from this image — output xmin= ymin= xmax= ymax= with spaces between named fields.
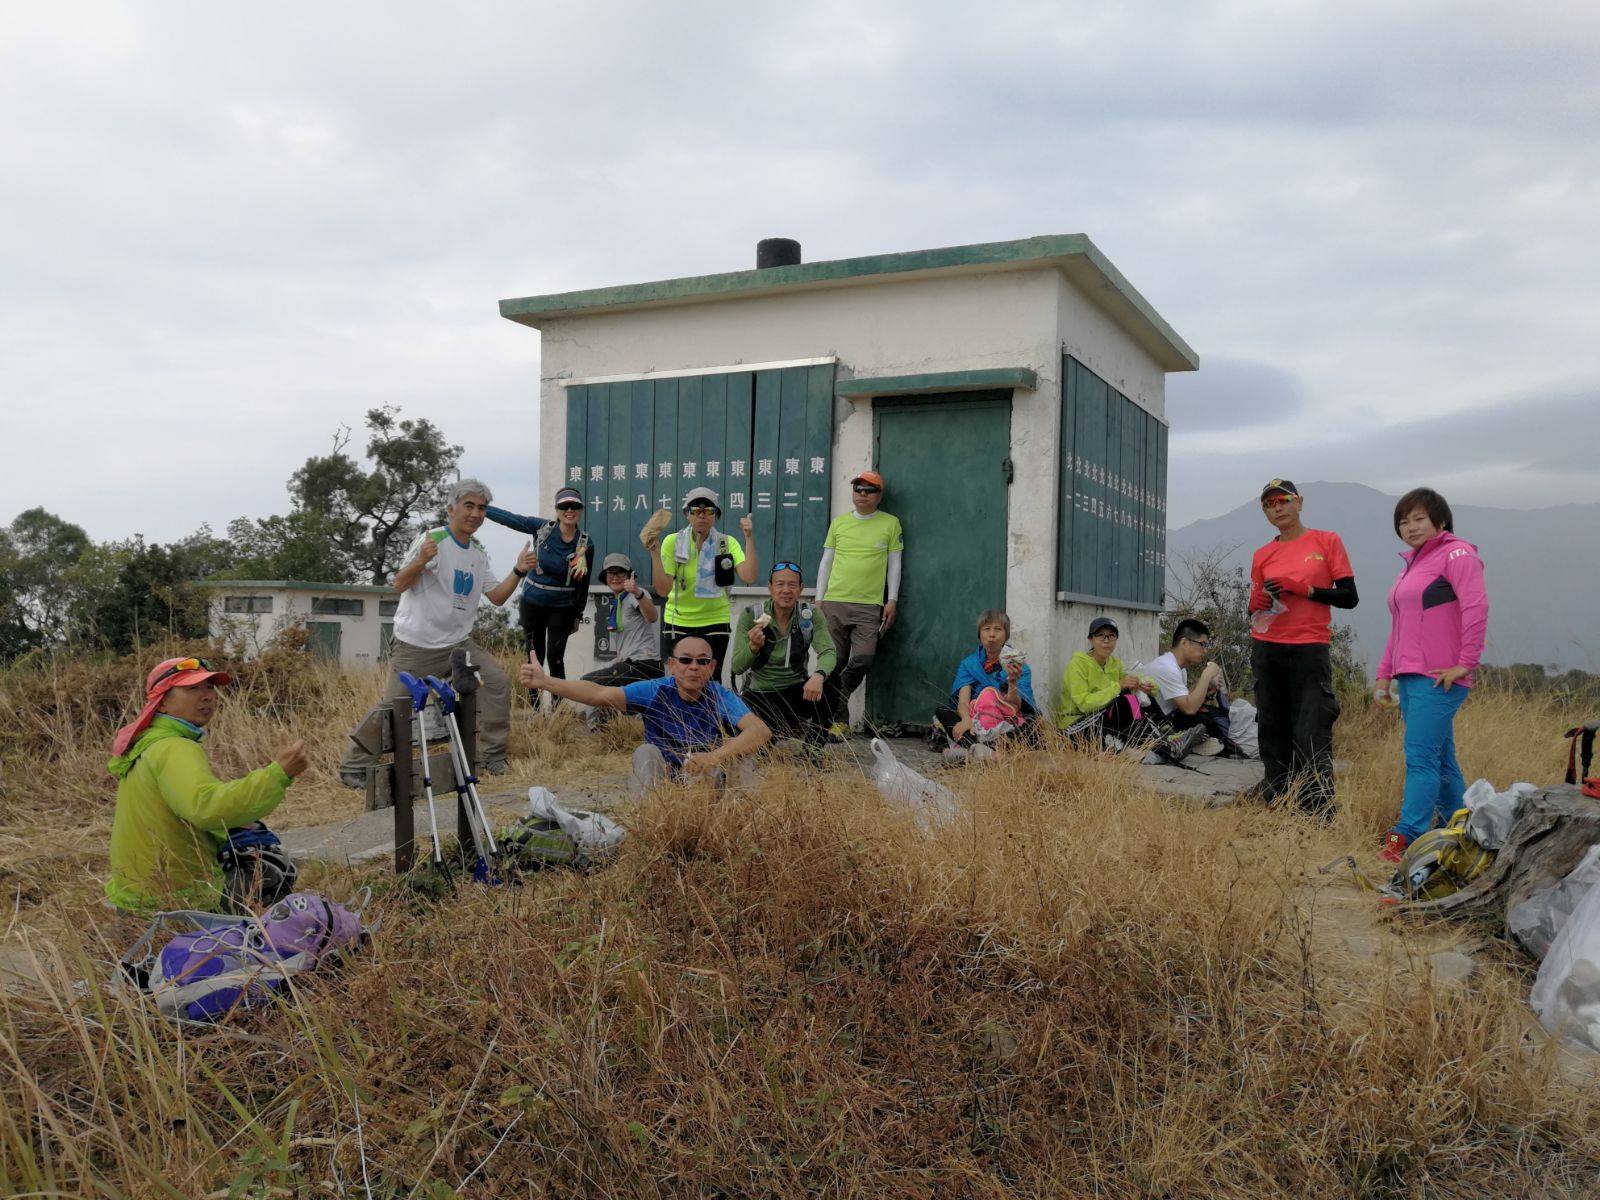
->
xmin=1251 ymin=640 xmax=1339 ymax=814
xmin=743 ymin=684 xmax=829 ymax=748
xmin=339 ymin=638 xmax=511 ymax=773
xmin=820 ymin=601 xmax=883 ymax=721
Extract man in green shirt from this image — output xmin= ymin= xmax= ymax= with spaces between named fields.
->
xmin=730 ymin=561 xmax=838 ymax=751
xmin=814 ymin=470 xmax=903 ymax=737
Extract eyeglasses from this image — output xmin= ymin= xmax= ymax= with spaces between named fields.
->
xmin=556 ymin=502 xmax=583 ymax=512
xmin=154 ymin=657 xmax=211 ymax=684
xmin=1092 ymin=631 xmax=1118 ymax=640
xmin=672 ymin=655 xmax=714 ymax=666
xmin=685 ymin=504 xmax=717 ymax=515
xmin=852 ymin=485 xmax=881 ymax=495
xmin=1183 ymin=638 xmax=1212 ymax=650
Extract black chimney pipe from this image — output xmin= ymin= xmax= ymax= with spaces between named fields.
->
xmin=756 ymin=238 xmax=802 ymax=269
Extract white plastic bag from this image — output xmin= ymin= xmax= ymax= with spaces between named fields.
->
xmin=1461 ymin=778 xmax=1536 ymax=851
xmin=869 ymin=739 xmax=957 ymax=830
xmin=1531 ymin=874 xmax=1600 ymax=1052
xmin=1227 ymin=700 xmax=1259 ymax=759
xmin=1509 ymin=844 xmax=1600 ymax=960
xmin=525 ymin=786 xmax=628 ymax=868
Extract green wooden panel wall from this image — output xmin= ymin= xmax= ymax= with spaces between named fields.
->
xmin=1056 ymin=355 xmax=1168 ymax=607
xmin=558 ymin=365 xmax=835 ymax=589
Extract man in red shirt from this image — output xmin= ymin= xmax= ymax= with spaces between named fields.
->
xmin=1248 ymin=480 xmax=1359 ymax=816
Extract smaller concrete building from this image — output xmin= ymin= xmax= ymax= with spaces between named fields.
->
xmin=200 ymin=580 xmax=400 ymax=668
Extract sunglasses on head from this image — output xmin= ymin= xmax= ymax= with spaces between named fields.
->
xmin=771 ymin=561 xmax=802 ymax=576
xmin=852 ymin=484 xmax=880 ymax=494
xmin=673 ymin=654 xmax=714 ymax=666
xmin=154 ymin=657 xmax=212 ymax=684
xmin=556 ymin=502 xmax=583 ymax=511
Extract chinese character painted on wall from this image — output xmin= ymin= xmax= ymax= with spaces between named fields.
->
xmin=590 ymin=496 xmax=604 ymax=511
xmin=635 ymin=463 xmax=649 ymax=480
xmin=611 ymin=496 xmax=626 ymax=511
xmin=681 ymin=462 xmax=697 ymax=479
xmin=755 ymin=491 xmax=773 ymax=508
xmin=705 ymin=461 xmax=721 ymax=478
xmin=729 ymin=492 xmax=746 ymax=508
xmin=757 ymin=459 xmax=773 ymax=476
xmin=657 ymin=493 xmax=672 ymax=509
xmin=808 ymin=456 xmax=824 ymax=474
xmin=784 ymin=458 xmax=799 ymax=476
xmin=657 ymin=461 xmax=673 ymax=478
xmin=611 ymin=464 xmax=626 ymax=481
xmin=729 ymin=459 xmax=746 ymax=477
xmin=589 ymin=465 xmax=604 ymax=483
xmin=569 ymin=466 xmax=582 ymax=483
xmin=634 ymin=495 xmax=650 ymax=510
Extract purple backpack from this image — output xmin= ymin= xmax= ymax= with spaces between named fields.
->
xmin=120 ymin=891 xmax=369 ymax=1022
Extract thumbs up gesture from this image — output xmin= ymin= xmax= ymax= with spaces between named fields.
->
xmin=515 ymin=540 xmax=537 ymax=574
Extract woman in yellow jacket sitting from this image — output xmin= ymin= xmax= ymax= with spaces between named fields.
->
xmin=1057 ymin=618 xmax=1155 ymax=747
xmin=106 ymin=657 xmax=307 ymax=915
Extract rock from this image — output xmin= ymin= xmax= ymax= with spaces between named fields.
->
xmin=1344 ymin=935 xmax=1381 ymax=960
xmin=1429 ymin=950 xmax=1479 ymax=985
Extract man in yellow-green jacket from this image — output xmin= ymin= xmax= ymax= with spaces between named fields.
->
xmin=106 ymin=656 xmax=307 ymax=915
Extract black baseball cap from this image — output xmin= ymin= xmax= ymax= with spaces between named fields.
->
xmin=1088 ymin=617 xmax=1119 ymax=637
xmin=1260 ymin=479 xmax=1300 ymax=502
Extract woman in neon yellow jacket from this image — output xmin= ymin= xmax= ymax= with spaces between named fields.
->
xmin=106 ymin=657 xmax=307 ymax=915
xmin=1057 ymin=617 xmax=1155 ymax=740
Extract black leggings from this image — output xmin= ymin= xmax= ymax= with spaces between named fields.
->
xmin=521 ymin=599 xmax=578 ymax=682
xmin=661 ymin=622 xmax=732 ymax=685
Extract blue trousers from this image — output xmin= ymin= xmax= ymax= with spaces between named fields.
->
xmin=1394 ymin=673 xmax=1469 ymax=840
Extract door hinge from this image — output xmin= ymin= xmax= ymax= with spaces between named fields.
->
xmin=1001 ymin=457 xmax=1015 ymax=484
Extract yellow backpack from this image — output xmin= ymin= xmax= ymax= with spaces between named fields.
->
xmin=1393 ymin=806 xmax=1496 ymax=901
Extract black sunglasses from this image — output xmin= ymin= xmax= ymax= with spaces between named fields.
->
xmin=852 ymin=485 xmax=881 ymax=494
xmin=672 ymin=655 xmax=714 ymax=666
xmin=555 ymin=502 xmax=583 ymax=511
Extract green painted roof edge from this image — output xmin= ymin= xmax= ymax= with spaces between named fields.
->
xmin=198 ymin=578 xmax=398 ymax=594
xmin=499 ymin=234 xmax=1198 ymax=372
xmin=835 ymin=368 xmax=1040 ymax=398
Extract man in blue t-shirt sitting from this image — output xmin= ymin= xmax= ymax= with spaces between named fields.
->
xmin=520 ymin=635 xmax=771 ymax=795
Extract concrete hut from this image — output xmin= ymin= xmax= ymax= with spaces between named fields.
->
xmin=499 ymin=235 xmax=1197 ymax=727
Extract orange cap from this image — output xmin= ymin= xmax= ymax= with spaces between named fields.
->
xmin=851 ymin=470 xmax=884 ymax=489
xmin=111 ymin=657 xmax=233 ymax=757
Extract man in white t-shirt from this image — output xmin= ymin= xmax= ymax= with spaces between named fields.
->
xmin=339 ymin=479 xmax=534 ymax=783
xmin=1143 ymin=618 xmax=1238 ymax=754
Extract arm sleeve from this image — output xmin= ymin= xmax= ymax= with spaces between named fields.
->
xmin=813 ymin=548 xmax=835 ymax=602
xmin=810 ymin=613 xmax=838 ymax=676
xmin=154 ymin=741 xmax=291 ymax=834
xmin=484 ymin=506 xmax=548 ymax=537
xmin=1446 ymin=550 xmax=1489 ymax=670
xmin=729 ymin=608 xmax=757 ymax=675
xmin=1311 ymin=576 xmax=1359 ymax=609
xmin=885 ymin=551 xmax=903 ymax=602
xmin=1064 ymin=655 xmax=1121 ymax=714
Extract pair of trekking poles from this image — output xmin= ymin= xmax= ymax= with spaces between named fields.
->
xmin=398 ymin=653 xmax=498 ymax=884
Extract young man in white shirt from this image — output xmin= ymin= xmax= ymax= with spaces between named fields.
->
xmin=1144 ymin=618 xmax=1239 ymax=755
xmin=339 ymin=479 xmax=534 ymax=783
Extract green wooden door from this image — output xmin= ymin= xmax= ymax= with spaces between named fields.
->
xmin=867 ymin=394 xmax=1011 ymax=728
xmin=307 ymin=621 xmax=342 ymax=660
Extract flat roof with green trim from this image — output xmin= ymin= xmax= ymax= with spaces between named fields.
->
xmin=500 ymin=234 xmax=1198 ymax=372
xmin=198 ymin=579 xmax=397 ymax=595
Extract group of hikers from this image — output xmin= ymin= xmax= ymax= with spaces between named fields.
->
xmin=104 ymin=472 xmax=1488 ymax=917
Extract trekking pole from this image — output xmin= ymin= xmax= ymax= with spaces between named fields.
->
xmin=397 ymin=673 xmax=446 ymax=871
xmin=425 ymin=675 xmax=498 ymax=878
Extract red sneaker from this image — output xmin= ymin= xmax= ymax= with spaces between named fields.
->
xmin=1379 ymin=831 xmax=1410 ymax=864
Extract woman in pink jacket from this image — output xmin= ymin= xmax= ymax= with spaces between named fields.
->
xmin=1374 ymin=488 xmax=1489 ymax=862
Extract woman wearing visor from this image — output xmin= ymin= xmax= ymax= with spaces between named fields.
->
xmin=647 ymin=487 xmax=758 ymax=683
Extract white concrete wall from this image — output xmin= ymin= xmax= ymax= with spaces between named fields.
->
xmin=529 ymin=265 xmax=1175 ymax=716
xmin=207 ymin=588 xmax=395 ymax=669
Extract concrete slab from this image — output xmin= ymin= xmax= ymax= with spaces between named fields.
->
xmin=279 ymin=792 xmax=529 ymax=866
xmin=1136 ymin=755 xmax=1264 ymax=805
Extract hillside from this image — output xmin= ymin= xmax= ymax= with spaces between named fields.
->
xmin=1169 ymin=482 xmax=1599 ymax=672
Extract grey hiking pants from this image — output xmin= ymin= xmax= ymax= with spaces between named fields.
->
xmin=630 ymin=744 xmax=755 ymax=798
xmin=339 ymin=638 xmax=511 ymax=772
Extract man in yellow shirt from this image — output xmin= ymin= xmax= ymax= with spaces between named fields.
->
xmin=813 ymin=470 xmax=903 ymax=737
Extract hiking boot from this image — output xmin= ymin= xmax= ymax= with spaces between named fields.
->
xmin=482 ymin=758 xmax=511 ymax=777
xmin=1156 ymin=726 xmax=1205 ymax=764
xmin=338 ymin=767 xmax=368 ymax=789
xmin=1193 ymin=737 xmax=1225 ymax=757
xmin=584 ymin=707 xmax=611 ymax=732
xmin=1102 ymin=735 xmax=1126 ymax=753
xmin=827 ymin=721 xmax=849 ymax=744
xmin=1379 ymin=831 xmax=1411 ymax=864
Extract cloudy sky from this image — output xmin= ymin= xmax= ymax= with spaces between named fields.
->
xmin=3 ymin=1 xmax=1597 ymax=574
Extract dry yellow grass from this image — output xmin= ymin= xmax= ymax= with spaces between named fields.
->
xmin=1 ymin=645 xmax=1597 ymax=1197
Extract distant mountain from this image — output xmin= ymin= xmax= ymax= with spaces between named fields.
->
xmin=1167 ymin=482 xmax=1599 ymax=673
